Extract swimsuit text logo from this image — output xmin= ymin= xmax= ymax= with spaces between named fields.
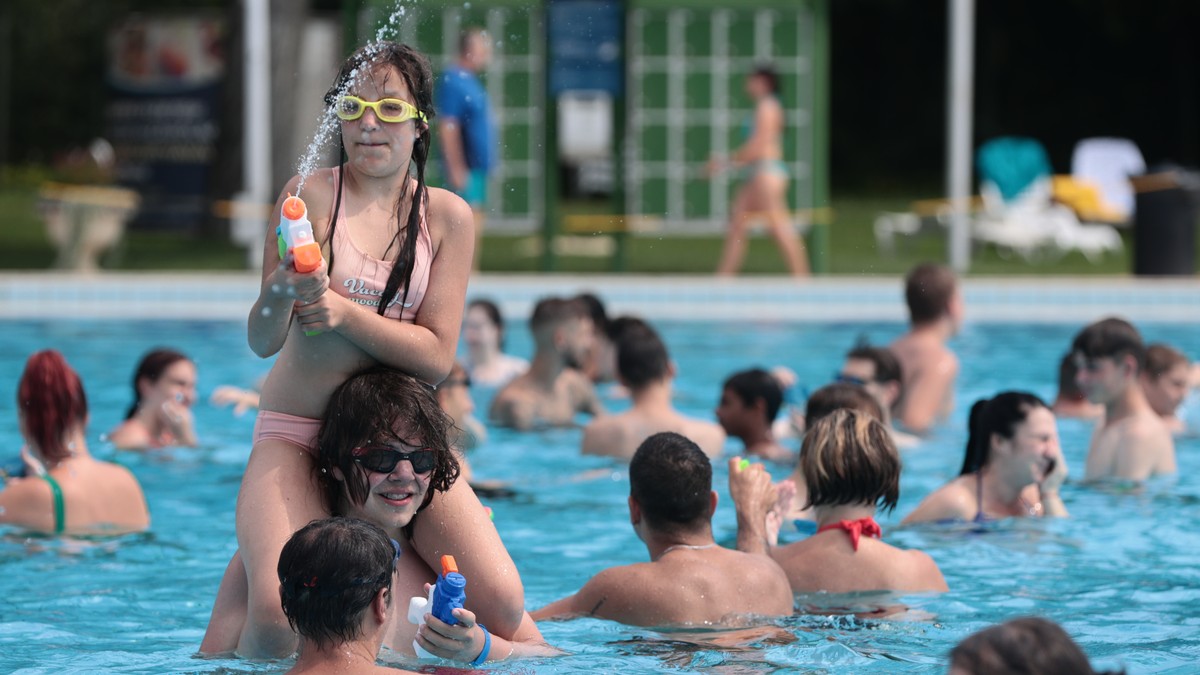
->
xmin=342 ymin=278 xmax=415 ymax=309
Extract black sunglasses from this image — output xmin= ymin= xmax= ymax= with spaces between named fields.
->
xmin=352 ymin=441 xmax=436 ymax=474
xmin=833 ymin=372 xmax=870 ymax=387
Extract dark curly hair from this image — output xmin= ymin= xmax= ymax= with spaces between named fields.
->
xmin=316 ymin=366 xmax=460 ymax=538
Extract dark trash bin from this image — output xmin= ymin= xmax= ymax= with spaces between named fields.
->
xmin=1132 ymin=167 xmax=1200 ymax=276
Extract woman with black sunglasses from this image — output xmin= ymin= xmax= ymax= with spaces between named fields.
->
xmin=204 ymin=367 xmax=555 ymax=665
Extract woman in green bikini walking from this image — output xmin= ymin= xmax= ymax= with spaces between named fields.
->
xmin=709 ymin=64 xmax=809 ymax=277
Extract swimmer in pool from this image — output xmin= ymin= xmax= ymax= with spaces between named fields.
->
xmin=836 ymin=344 xmax=920 ymax=448
xmin=732 ymin=410 xmax=947 ymax=594
xmin=1139 ymin=343 xmax=1190 ymax=435
xmin=582 ymin=320 xmax=725 ymax=460
xmin=902 ymin=392 xmax=1068 ymax=525
xmin=2 ymin=350 xmax=149 ymax=535
xmin=201 ymin=41 xmax=494 ymax=659
xmin=532 ymin=432 xmax=792 ymax=626
xmin=889 ymin=263 xmax=963 ymax=434
xmin=489 ymin=297 xmax=604 ymax=430
xmin=781 ymin=381 xmax=886 ymax=528
xmin=108 ymin=348 xmax=198 ymax=450
xmin=574 ymin=292 xmax=614 ymax=383
xmin=278 ymin=517 xmax=419 ymax=675
xmin=203 ymin=368 xmax=550 ymax=662
xmin=1051 ymin=352 xmax=1104 ymax=420
xmin=715 ymin=368 xmax=792 ymax=463
xmin=1072 ymin=318 xmax=1176 ymax=481
xmin=461 ymin=299 xmax=527 ymax=389
xmin=950 ymin=616 xmax=1120 ymax=675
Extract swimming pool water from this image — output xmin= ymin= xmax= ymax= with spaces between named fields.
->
xmin=1 ymin=319 xmax=1198 ymax=674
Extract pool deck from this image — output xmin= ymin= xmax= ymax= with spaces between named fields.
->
xmin=1 ymin=272 xmax=1198 ymax=323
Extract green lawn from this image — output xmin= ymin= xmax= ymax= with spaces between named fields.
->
xmin=0 ymin=187 xmax=1141 ymax=275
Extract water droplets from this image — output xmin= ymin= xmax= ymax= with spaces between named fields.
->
xmin=261 ymin=306 xmax=272 ymax=317
xmin=295 ymin=1 xmax=417 ymax=194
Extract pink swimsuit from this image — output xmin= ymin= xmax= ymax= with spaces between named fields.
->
xmin=326 ymin=168 xmax=432 ymax=322
xmin=253 ymin=169 xmax=434 ymax=450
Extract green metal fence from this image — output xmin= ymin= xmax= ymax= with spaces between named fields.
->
xmin=625 ymin=0 xmax=829 ymax=272
xmin=348 ymin=0 xmax=828 ymax=272
xmin=355 ymin=0 xmax=545 ymax=233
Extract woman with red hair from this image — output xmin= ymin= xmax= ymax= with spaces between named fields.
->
xmin=1 ymin=350 xmax=150 ymax=535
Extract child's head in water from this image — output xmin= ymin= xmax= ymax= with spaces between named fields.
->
xmin=950 ymin=616 xmax=1121 ymax=675
xmin=316 ymin=367 xmax=460 ymax=534
xmin=278 ymin=517 xmax=398 ymax=650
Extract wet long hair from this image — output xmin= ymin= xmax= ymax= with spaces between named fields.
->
xmin=316 ymin=367 xmax=459 ymax=538
xmin=959 ymin=392 xmax=1048 ymax=476
xmin=18 ymin=350 xmax=88 ymax=464
xmin=324 ymin=42 xmax=435 ymax=318
xmin=124 ymin=348 xmax=190 ymax=419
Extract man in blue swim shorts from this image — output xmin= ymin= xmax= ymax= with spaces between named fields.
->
xmin=437 ymin=28 xmax=496 ymax=268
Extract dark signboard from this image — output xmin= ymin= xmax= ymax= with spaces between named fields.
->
xmin=106 ymin=16 xmax=224 ymax=232
xmin=547 ymin=0 xmax=623 ymax=97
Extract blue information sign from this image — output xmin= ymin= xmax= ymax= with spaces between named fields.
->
xmin=547 ymin=0 xmax=623 ymax=96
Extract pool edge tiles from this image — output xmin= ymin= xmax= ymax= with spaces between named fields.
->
xmin=1 ymin=272 xmax=1199 ymax=322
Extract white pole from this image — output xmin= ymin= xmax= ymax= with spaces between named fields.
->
xmin=236 ymin=0 xmax=272 ymax=269
xmin=947 ymin=0 xmax=974 ymax=273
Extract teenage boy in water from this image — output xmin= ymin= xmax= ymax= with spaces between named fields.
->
xmin=1072 ymin=317 xmax=1176 ymax=481
xmin=889 ymin=263 xmax=963 ymax=434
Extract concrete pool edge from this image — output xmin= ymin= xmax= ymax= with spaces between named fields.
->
xmin=1 ymin=271 xmax=1198 ymax=323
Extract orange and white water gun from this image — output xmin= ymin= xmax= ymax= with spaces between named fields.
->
xmin=276 ymin=194 xmax=322 ymax=273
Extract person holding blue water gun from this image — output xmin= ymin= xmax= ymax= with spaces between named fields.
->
xmin=204 ymin=367 xmax=554 ymax=663
xmin=199 ymin=40 xmax=507 ymax=659
xmin=2 ymin=350 xmax=149 ymax=536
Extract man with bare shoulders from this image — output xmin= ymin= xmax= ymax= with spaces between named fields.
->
xmin=1073 ymin=318 xmax=1176 ymax=481
xmin=489 ymin=297 xmax=603 ymax=430
xmin=532 ymin=432 xmax=792 ymax=626
xmin=715 ymin=369 xmax=792 ymax=462
xmin=889 ymin=263 xmax=963 ymax=434
xmin=582 ymin=320 xmax=725 ymax=459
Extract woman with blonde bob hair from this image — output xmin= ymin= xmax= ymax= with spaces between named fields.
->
xmin=731 ymin=409 xmax=947 ymax=594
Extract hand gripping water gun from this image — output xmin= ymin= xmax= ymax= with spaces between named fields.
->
xmin=276 ymin=194 xmax=322 ymax=273
xmin=408 ymin=555 xmax=467 ymax=659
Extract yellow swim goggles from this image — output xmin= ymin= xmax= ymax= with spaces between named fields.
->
xmin=335 ymin=95 xmax=427 ymax=124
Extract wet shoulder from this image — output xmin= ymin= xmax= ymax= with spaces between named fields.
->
xmin=424 ymin=186 xmax=473 ymax=248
